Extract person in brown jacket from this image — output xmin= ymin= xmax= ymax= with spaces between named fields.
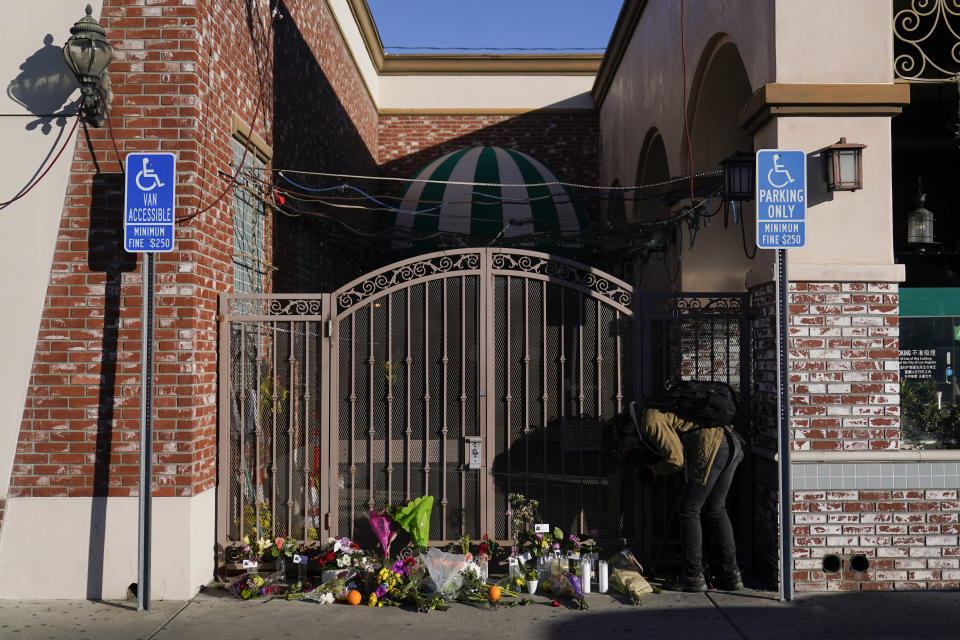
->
xmin=628 ymin=402 xmax=744 ymax=592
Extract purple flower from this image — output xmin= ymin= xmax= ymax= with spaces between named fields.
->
xmin=375 ymin=585 xmax=387 ymax=598
xmin=589 ymin=529 xmax=600 ymax=537
xmin=552 ymin=542 xmax=560 ymax=550
xmin=535 ymin=533 xmax=543 ymax=540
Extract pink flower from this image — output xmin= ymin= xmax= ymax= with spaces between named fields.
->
xmin=275 ymin=537 xmax=285 ymax=549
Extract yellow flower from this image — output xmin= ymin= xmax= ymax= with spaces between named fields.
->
xmin=368 ymin=593 xmax=378 ymax=606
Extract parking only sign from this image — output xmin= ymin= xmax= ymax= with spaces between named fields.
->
xmin=755 ymin=149 xmax=806 ymax=249
xmin=124 ymin=152 xmax=176 ymax=253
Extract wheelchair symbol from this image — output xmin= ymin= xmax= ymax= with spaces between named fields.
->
xmin=767 ymin=153 xmax=795 ymax=188
xmin=135 ymin=158 xmax=166 ymax=191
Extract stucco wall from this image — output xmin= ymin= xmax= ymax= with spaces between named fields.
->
xmin=0 ymin=0 xmax=96 ymax=505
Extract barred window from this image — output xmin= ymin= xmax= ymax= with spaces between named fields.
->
xmin=232 ymin=138 xmax=267 ymax=294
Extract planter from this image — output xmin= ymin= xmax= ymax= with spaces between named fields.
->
xmin=526 ymin=580 xmax=538 ymax=595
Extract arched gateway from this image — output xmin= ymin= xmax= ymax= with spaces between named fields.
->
xmin=218 ymin=248 xmax=633 ymax=549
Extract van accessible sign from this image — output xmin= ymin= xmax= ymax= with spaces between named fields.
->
xmin=755 ymin=149 xmax=806 ymax=249
xmin=124 ymin=152 xmax=176 ymax=253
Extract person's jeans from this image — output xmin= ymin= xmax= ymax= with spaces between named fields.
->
xmin=677 ymin=429 xmax=744 ymax=578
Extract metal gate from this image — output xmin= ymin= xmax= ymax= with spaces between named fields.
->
xmin=634 ymin=292 xmax=751 ymax=568
xmin=218 ymin=249 xmax=634 ymax=547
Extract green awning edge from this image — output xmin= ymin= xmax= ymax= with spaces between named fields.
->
xmin=900 ymin=288 xmax=960 ymax=317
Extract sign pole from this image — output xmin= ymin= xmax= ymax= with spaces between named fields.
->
xmin=776 ymin=247 xmax=792 ymax=602
xmin=137 ymin=251 xmax=154 ymax=611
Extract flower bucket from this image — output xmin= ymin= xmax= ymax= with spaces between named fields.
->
xmin=526 ymin=580 xmax=538 ymax=595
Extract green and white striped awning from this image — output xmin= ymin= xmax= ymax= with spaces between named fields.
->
xmin=393 ymin=146 xmax=586 ymax=245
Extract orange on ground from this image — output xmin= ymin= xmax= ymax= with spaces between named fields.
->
xmin=346 ymin=589 xmax=362 ymax=605
xmin=488 ymin=585 xmax=501 ymax=601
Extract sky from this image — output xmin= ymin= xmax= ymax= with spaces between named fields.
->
xmin=367 ymin=0 xmax=624 ymax=53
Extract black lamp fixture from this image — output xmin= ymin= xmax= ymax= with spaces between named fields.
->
xmin=62 ymin=4 xmax=113 ymax=127
xmin=824 ymin=137 xmax=866 ymax=191
xmin=721 ymin=151 xmax=755 ymax=201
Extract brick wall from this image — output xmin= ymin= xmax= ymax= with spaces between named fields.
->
xmin=8 ymin=0 xmax=273 ymax=501
xmin=378 ymin=113 xmax=599 ymax=189
xmin=789 ymin=283 xmax=901 ymax=452
xmin=793 ymin=489 xmax=960 ymax=591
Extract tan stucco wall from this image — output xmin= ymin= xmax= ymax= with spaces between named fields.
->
xmin=0 ymin=489 xmax=215 ymax=599
xmin=0 ymin=1 xmax=97 ymax=501
xmin=599 ymin=0 xmax=903 ymax=291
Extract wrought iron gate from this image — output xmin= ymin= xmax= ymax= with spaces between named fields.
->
xmin=219 ymin=249 xmax=634 ymax=547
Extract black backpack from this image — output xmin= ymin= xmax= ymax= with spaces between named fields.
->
xmin=645 ymin=380 xmax=738 ymax=428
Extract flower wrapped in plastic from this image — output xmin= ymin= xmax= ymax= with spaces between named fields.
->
xmin=608 ymin=549 xmax=653 ymax=605
xmin=419 ymin=547 xmax=467 ymax=598
xmin=546 ymin=558 xmax=589 ymax=609
xmin=230 ymin=571 xmax=280 ymax=600
xmin=389 ymin=495 xmax=434 ymax=549
xmin=369 ymin=509 xmax=401 ymax=559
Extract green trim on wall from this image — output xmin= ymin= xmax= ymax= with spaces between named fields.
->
xmin=900 ymin=288 xmax=960 ymax=317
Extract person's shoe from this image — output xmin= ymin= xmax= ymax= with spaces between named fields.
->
xmin=664 ymin=574 xmax=707 ymax=593
xmin=713 ymin=570 xmax=743 ymax=591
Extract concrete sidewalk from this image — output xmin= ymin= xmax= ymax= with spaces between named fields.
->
xmin=2 ymin=586 xmax=959 ymax=640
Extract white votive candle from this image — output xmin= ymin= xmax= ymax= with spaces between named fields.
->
xmin=598 ymin=560 xmax=609 ymax=593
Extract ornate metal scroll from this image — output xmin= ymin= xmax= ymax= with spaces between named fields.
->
xmin=489 ymin=252 xmax=632 ymax=311
xmin=225 ymin=295 xmax=325 ymax=319
xmin=894 ymin=0 xmax=960 ymax=81
xmin=335 ymin=252 xmax=481 ymax=314
xmin=647 ymin=294 xmax=745 ymax=319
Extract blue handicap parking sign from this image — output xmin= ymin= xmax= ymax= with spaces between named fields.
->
xmin=124 ymin=152 xmax=176 ymax=253
xmin=755 ymin=149 xmax=806 ymax=249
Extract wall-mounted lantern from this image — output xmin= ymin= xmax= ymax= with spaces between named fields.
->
xmin=824 ymin=137 xmax=866 ymax=191
xmin=721 ymin=151 xmax=755 ymax=202
xmin=62 ymin=5 xmax=113 ymax=127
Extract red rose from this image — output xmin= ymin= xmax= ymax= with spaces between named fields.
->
xmin=552 ymin=600 xmax=560 ymax=607
xmin=478 ymin=543 xmax=489 ymax=555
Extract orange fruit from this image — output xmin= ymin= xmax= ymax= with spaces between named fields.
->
xmin=346 ymin=589 xmax=362 ymax=605
xmin=488 ymin=585 xmax=501 ymax=601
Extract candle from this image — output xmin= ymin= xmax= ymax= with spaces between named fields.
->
xmin=598 ymin=560 xmax=609 ymax=593
xmin=580 ymin=557 xmax=592 ymax=593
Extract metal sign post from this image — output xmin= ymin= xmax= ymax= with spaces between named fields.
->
xmin=755 ymin=148 xmax=806 ymax=602
xmin=124 ymin=152 xmax=176 ymax=611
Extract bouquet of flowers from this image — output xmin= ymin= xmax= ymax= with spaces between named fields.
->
xmin=420 ymin=547 xmax=468 ymax=598
xmin=270 ymin=536 xmax=298 ymax=560
xmin=608 ymin=549 xmax=652 ymax=605
xmin=369 ymin=509 xmax=401 ymax=559
xmin=315 ymin=536 xmax=368 ymax=581
xmin=388 ymin=495 xmax=434 ymax=550
xmin=230 ymin=572 xmax=277 ymax=600
xmin=240 ymin=535 xmax=273 ymax=563
xmin=545 ymin=558 xmax=589 ymax=609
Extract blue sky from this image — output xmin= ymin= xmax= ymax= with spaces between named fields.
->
xmin=367 ymin=0 xmax=624 ymax=53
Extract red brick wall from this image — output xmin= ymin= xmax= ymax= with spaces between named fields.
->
xmin=793 ymin=489 xmax=960 ymax=591
xmin=8 ymin=0 xmax=274 ymax=501
xmin=378 ymin=113 xmax=599 ymax=188
xmin=789 ymin=283 xmax=901 ymax=452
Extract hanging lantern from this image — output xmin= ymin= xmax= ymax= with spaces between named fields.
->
xmin=721 ymin=151 xmax=755 ymax=202
xmin=824 ymin=138 xmax=866 ymax=191
xmin=906 ymin=193 xmax=935 ymax=244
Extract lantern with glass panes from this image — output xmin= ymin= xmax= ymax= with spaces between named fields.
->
xmin=62 ymin=5 xmax=113 ymax=128
xmin=906 ymin=193 xmax=935 ymax=245
xmin=721 ymin=151 xmax=755 ymax=201
xmin=824 ymin=138 xmax=866 ymax=191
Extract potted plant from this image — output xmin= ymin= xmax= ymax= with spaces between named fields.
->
xmin=525 ymin=568 xmax=539 ymax=594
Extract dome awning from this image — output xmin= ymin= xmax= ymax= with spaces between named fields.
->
xmin=393 ymin=146 xmax=586 ymax=245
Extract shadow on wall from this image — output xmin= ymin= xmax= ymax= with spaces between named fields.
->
xmin=6 ymin=34 xmax=79 ymax=134
xmin=271 ymin=1 xmax=383 ymax=293
xmin=85 ymin=172 xmax=137 ymax=600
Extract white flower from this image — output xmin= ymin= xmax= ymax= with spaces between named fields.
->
xmin=337 ymin=554 xmax=350 ymax=568
xmin=462 ymin=561 xmax=481 ymax=578
xmin=319 ymin=592 xmax=334 ymax=604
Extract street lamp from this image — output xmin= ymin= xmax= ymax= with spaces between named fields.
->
xmin=824 ymin=138 xmax=866 ymax=191
xmin=62 ymin=4 xmax=113 ymax=127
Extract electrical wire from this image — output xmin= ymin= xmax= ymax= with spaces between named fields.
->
xmin=273 ymin=167 xmax=722 ymax=191
xmin=0 ymin=114 xmax=81 ymax=210
xmin=99 ymin=87 xmax=125 ymax=177
xmin=739 ymin=203 xmax=757 ymax=259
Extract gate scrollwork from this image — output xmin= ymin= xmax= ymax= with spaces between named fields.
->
xmin=490 ymin=252 xmax=632 ymax=309
xmin=335 ymin=252 xmax=481 ymax=314
xmin=894 ymin=0 xmax=960 ymax=81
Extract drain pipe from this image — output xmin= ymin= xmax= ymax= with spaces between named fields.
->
xmin=776 ymin=247 xmax=793 ymax=602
